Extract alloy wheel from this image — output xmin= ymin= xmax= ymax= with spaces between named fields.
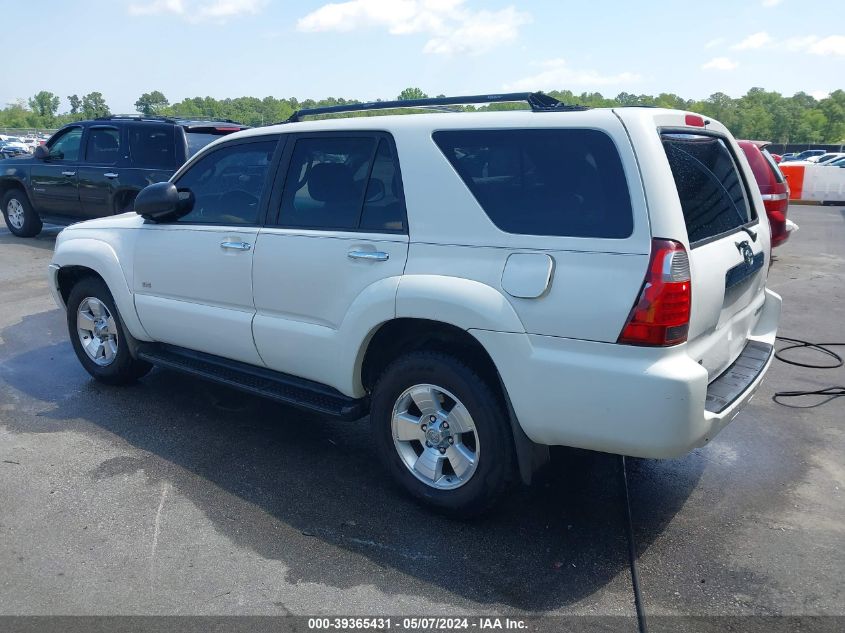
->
xmin=76 ymin=297 xmax=119 ymax=366
xmin=391 ymin=383 xmax=480 ymax=490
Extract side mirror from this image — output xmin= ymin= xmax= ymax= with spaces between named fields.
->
xmin=134 ymin=182 xmax=190 ymax=221
xmin=34 ymin=145 xmax=49 ymax=160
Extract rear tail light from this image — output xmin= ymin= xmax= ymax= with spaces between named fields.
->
xmin=761 ymin=193 xmax=790 ymax=247
xmin=618 ymin=239 xmax=691 ymax=346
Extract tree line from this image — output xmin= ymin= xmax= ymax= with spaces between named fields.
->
xmin=3 ymin=86 xmax=844 ymax=143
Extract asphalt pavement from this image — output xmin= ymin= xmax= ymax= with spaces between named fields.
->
xmin=0 ymin=206 xmax=842 ymax=628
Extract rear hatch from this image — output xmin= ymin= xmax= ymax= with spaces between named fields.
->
xmin=659 ymin=128 xmax=769 ymax=380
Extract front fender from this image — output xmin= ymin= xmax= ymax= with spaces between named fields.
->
xmin=50 ymin=237 xmax=152 ymax=341
xmin=396 ymin=275 xmax=526 ymax=333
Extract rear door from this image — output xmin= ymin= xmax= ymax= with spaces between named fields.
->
xmin=78 ymin=124 xmax=128 ymax=218
xmin=659 ymin=129 xmax=769 ymax=379
xmin=251 ymin=132 xmax=409 ymax=391
xmin=30 ymin=125 xmax=83 ymax=217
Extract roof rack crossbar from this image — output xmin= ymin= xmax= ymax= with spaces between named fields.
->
xmin=284 ymin=92 xmax=587 ymax=122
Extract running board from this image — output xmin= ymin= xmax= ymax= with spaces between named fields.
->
xmin=136 ymin=344 xmax=367 ymax=420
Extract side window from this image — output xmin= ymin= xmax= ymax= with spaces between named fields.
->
xmin=174 ymin=140 xmax=277 ymax=225
xmin=128 ymin=123 xmax=176 ymax=169
xmin=433 ymin=129 xmax=634 ymax=238
xmin=278 ymin=136 xmax=375 ymax=230
xmin=360 ymin=139 xmax=405 ymax=232
xmin=85 ymin=127 xmax=122 ymax=164
xmin=48 ymin=127 xmax=83 ymax=162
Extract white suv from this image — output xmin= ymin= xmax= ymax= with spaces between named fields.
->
xmin=48 ymin=93 xmax=781 ymax=515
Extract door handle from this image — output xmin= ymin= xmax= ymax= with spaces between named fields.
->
xmin=103 ymin=172 xmax=118 ymax=179
xmin=61 ymin=171 xmax=76 ymax=177
xmin=220 ymin=241 xmax=252 ymax=251
xmin=348 ymin=249 xmax=389 ymax=262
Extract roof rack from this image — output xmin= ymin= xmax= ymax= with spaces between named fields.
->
xmin=95 ymin=114 xmax=246 ymax=126
xmin=284 ymin=92 xmax=588 ymax=123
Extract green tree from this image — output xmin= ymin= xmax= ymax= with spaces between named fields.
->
xmin=68 ymin=94 xmax=81 ymax=115
xmin=134 ymin=90 xmax=169 ymax=116
xmin=81 ymin=92 xmax=110 ymax=118
xmin=28 ymin=91 xmax=60 ymax=120
xmin=397 ymin=87 xmax=428 ymax=101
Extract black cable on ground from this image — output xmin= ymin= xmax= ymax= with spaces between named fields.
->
xmin=773 ymin=336 xmax=845 ymax=406
xmin=619 ymin=455 xmax=648 ymax=633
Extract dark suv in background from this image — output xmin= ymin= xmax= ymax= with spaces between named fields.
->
xmin=0 ymin=115 xmax=248 ymax=237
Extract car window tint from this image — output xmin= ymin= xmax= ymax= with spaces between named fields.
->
xmin=359 ymin=139 xmax=405 ymax=232
xmin=175 ymin=140 xmax=277 ymax=224
xmin=662 ymin=133 xmax=755 ymax=245
xmin=278 ymin=137 xmax=376 ymax=230
xmin=433 ymin=129 xmax=633 ymax=238
xmin=128 ymin=123 xmax=176 ymax=169
xmin=48 ymin=127 xmax=83 ymax=161
xmin=85 ymin=127 xmax=122 ymax=164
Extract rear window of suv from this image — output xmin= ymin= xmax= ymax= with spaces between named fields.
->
xmin=662 ymin=133 xmax=756 ymax=245
xmin=433 ymin=129 xmax=633 ymax=239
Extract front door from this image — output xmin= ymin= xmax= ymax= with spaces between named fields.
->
xmin=133 ymin=137 xmax=281 ymax=365
xmin=252 ymin=133 xmax=409 ymax=394
xmin=30 ymin=125 xmax=83 ymax=218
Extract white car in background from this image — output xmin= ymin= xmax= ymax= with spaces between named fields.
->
xmin=47 ymin=93 xmax=781 ymax=515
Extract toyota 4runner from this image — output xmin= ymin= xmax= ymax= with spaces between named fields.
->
xmin=48 ymin=93 xmax=781 ymax=515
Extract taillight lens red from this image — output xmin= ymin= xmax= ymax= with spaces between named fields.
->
xmin=618 ymin=239 xmax=691 ymax=346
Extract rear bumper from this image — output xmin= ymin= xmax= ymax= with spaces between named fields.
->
xmin=472 ymin=288 xmax=782 ymax=458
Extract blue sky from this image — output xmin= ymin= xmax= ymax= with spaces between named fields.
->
xmin=1 ymin=0 xmax=842 ymax=113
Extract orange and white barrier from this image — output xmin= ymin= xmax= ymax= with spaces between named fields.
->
xmin=780 ymin=163 xmax=845 ymax=203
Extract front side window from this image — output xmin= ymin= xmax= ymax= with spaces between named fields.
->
xmin=662 ymin=133 xmax=755 ymax=245
xmin=174 ymin=140 xmax=277 ymax=224
xmin=85 ymin=127 xmax=122 ymax=164
xmin=48 ymin=127 xmax=83 ymax=161
xmin=434 ymin=129 xmax=633 ymax=238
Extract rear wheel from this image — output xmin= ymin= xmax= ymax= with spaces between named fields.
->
xmin=371 ymin=351 xmax=515 ymax=517
xmin=66 ymin=277 xmax=152 ymax=385
xmin=2 ymin=189 xmax=42 ymax=237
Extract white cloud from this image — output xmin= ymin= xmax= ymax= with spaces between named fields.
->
xmin=701 ymin=57 xmax=738 ymax=71
xmin=297 ymin=0 xmax=531 ymax=55
xmin=806 ymin=35 xmax=845 ymax=56
xmin=504 ymin=59 xmax=641 ymax=92
xmin=784 ymin=34 xmax=845 ymax=56
xmin=128 ymin=0 xmax=266 ymax=21
xmin=128 ymin=0 xmax=185 ymax=15
xmin=731 ymin=31 xmax=772 ymax=50
xmin=762 ymin=0 xmax=783 ymax=6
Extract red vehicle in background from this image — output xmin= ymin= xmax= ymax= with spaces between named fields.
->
xmin=738 ymin=140 xmax=791 ymax=247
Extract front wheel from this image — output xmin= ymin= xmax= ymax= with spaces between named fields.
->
xmin=66 ymin=277 xmax=152 ymax=385
xmin=371 ymin=352 xmax=515 ymax=517
xmin=2 ymin=189 xmax=42 ymax=237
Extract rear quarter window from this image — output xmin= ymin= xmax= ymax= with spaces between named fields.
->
xmin=128 ymin=123 xmax=177 ymax=170
xmin=433 ymin=129 xmax=633 ymax=239
xmin=662 ymin=133 xmax=756 ymax=246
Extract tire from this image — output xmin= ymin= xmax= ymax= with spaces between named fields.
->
xmin=371 ymin=351 xmax=515 ymax=517
xmin=66 ymin=276 xmax=152 ymax=385
xmin=2 ymin=189 xmax=42 ymax=237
